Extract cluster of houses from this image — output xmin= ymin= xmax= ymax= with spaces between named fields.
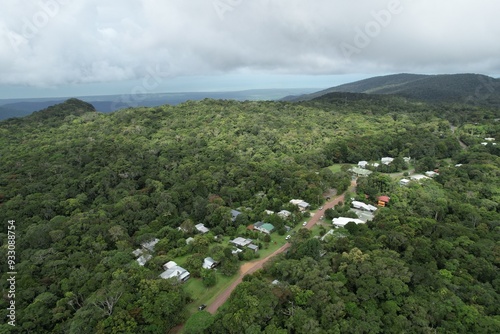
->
xmin=331 ymin=199 xmax=380 ymax=227
xmin=157 ymin=257 xmax=219 ymax=283
xmin=130 ymin=202 xmax=309 ymax=284
xmin=399 ymin=170 xmax=439 ymax=186
xmin=130 ymin=207 xmax=269 ymax=283
xmin=357 ymin=157 xmax=411 ymax=169
xmin=132 ymin=237 xmax=221 ymax=283
xmin=132 ymin=238 xmax=159 ymax=266
xmin=262 ymin=199 xmax=310 ymax=218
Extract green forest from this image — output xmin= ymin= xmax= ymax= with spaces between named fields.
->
xmin=0 ymin=96 xmax=499 ymax=333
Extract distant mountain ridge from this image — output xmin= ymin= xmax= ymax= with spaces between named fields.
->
xmin=0 ymin=88 xmax=318 ymax=120
xmin=284 ymin=73 xmax=500 ymax=106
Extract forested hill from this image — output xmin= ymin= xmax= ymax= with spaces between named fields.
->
xmin=285 ymin=73 xmax=500 ymax=107
xmin=28 ymin=98 xmax=97 ymax=122
xmin=0 ymin=97 xmax=499 ymax=333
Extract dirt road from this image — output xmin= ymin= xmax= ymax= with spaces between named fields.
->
xmin=206 ymin=180 xmax=355 ymax=314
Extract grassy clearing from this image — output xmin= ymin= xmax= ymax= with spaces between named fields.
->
xmin=183 ymin=273 xmax=235 ymax=314
xmin=327 ymin=164 xmax=346 ymax=173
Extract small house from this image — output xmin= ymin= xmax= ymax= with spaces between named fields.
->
xmin=195 ymin=223 xmax=210 ymax=234
xmin=132 ymin=249 xmax=143 ymax=257
xmin=278 ymin=210 xmax=292 ymax=218
xmin=381 ymin=157 xmax=394 ymax=165
xmin=231 ymin=209 xmax=242 ymax=222
xmin=231 ymin=248 xmax=243 ymax=255
xmin=358 ymin=161 xmax=369 ymax=169
xmin=332 ymin=217 xmax=365 ymax=227
xmin=230 ymin=237 xmax=253 ymax=248
xmin=202 ymin=257 xmax=218 ymax=269
xmin=377 ymin=195 xmax=390 ymax=207
xmin=352 ymin=201 xmax=377 ymax=212
xmin=137 ymin=254 xmax=152 ymax=266
xmin=410 ymin=174 xmax=430 ymax=181
xmin=247 ymin=244 xmax=259 ymax=252
xmin=289 ymin=199 xmax=310 ymax=211
xmin=160 ymin=264 xmax=190 ymax=282
xmin=350 ymin=167 xmax=372 ymax=177
xmin=163 ymin=261 xmax=178 ymax=270
xmin=254 ymin=222 xmax=275 ymax=234
xmin=399 ymin=179 xmax=411 ymax=186
xmin=141 ymin=238 xmax=159 ymax=252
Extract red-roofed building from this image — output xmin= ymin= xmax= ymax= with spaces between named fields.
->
xmin=378 ymin=195 xmax=390 ymax=207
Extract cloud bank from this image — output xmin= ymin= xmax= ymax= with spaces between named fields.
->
xmin=1 ymin=0 xmax=499 ymax=87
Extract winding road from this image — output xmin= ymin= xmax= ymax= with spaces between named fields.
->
xmin=206 ymin=180 xmax=356 ymax=314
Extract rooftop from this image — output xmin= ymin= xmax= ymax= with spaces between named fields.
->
xmin=141 ymin=238 xmax=159 ymax=252
xmin=332 ymin=217 xmax=365 ymax=227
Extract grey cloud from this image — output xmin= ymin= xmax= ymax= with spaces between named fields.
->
xmin=0 ymin=0 xmax=499 ymax=87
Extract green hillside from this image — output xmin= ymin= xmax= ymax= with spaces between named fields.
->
xmin=287 ymin=73 xmax=500 ymax=107
xmin=0 ymin=97 xmax=499 ymax=333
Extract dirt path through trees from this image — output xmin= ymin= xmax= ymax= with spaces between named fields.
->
xmin=206 ymin=180 xmax=356 ymax=314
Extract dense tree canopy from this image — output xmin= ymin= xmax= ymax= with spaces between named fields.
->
xmin=0 ymin=97 xmax=498 ymax=333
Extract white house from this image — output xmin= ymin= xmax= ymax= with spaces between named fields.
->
xmin=410 ymin=174 xmax=430 ymax=181
xmin=230 ymin=237 xmax=253 ymax=248
xmin=350 ymin=167 xmax=373 ymax=177
xmin=381 ymin=157 xmax=394 ymax=165
xmin=290 ymin=199 xmax=310 ymax=211
xmin=425 ymin=171 xmax=439 ymax=177
xmin=141 ymin=238 xmax=159 ymax=252
xmin=352 ymin=201 xmax=377 ymax=212
xmin=202 ymin=257 xmax=218 ymax=269
xmin=399 ymin=179 xmax=411 ymax=186
xmin=132 ymin=249 xmax=143 ymax=257
xmin=358 ymin=161 xmax=369 ymax=169
xmin=277 ymin=210 xmax=292 ymax=218
xmin=247 ymin=244 xmax=259 ymax=252
xmin=163 ymin=261 xmax=178 ymax=270
xmin=136 ymin=254 xmax=152 ymax=266
xmin=195 ymin=223 xmax=210 ymax=234
xmin=484 ymin=137 xmax=495 ymax=141
xmin=160 ymin=263 xmax=190 ymax=282
xmin=230 ymin=237 xmax=259 ymax=252
xmin=332 ymin=217 xmax=365 ymax=227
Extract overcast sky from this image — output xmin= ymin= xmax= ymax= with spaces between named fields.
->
xmin=1 ymin=0 xmax=499 ymax=99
